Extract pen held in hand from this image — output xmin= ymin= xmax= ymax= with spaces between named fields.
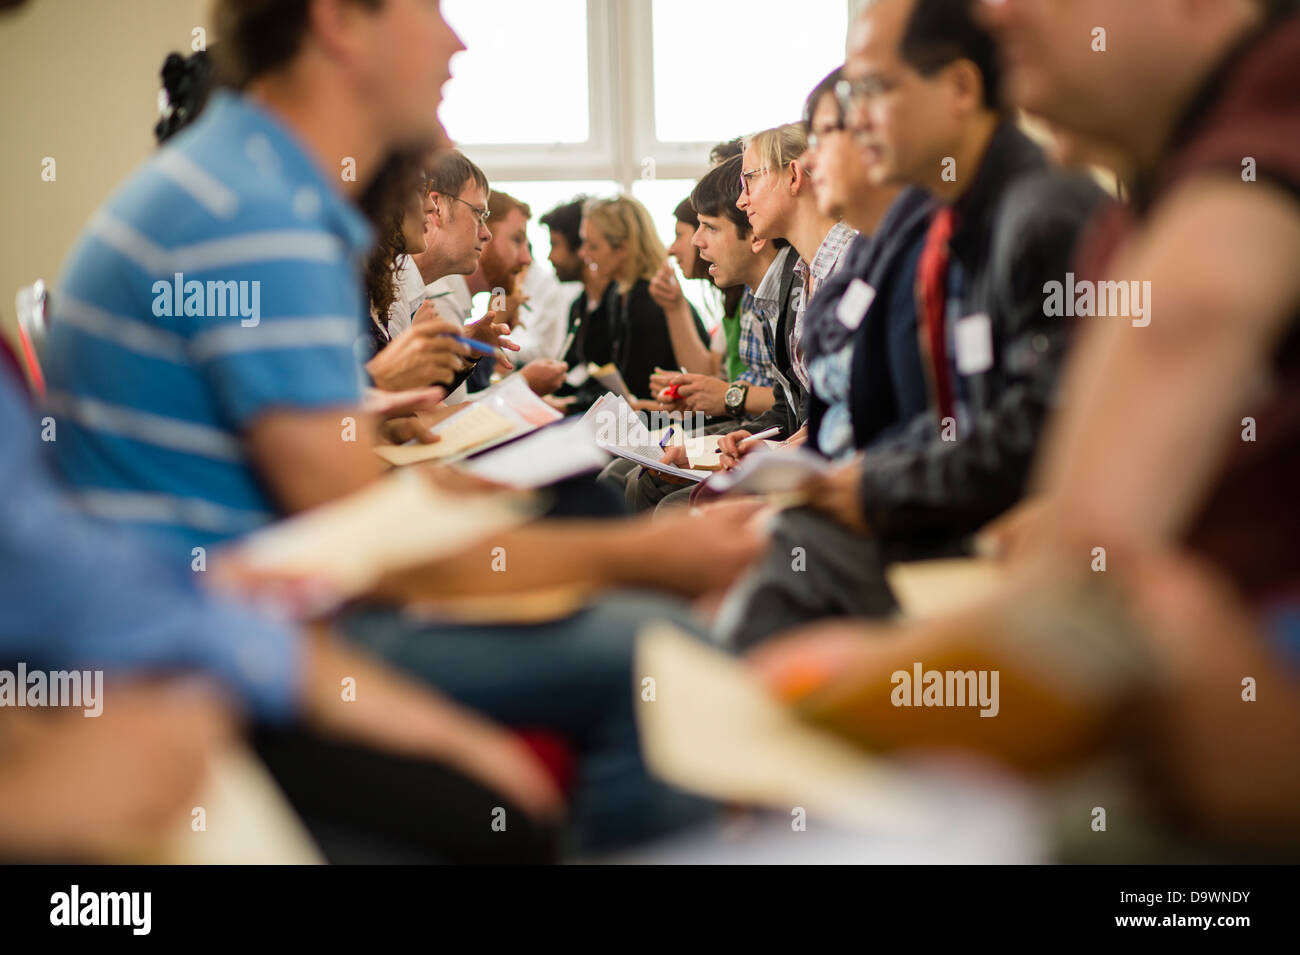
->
xmin=736 ymin=426 xmax=781 ymax=450
xmin=451 ymin=334 xmax=497 ymax=358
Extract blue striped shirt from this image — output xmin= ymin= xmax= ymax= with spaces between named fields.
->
xmin=43 ymin=91 xmax=373 ymax=558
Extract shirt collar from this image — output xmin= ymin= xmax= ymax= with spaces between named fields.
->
xmin=204 ymin=91 xmax=374 ymax=257
xmin=752 ymin=245 xmax=793 ymax=310
xmin=947 ymin=120 xmax=1044 ymax=269
xmin=809 ymin=221 xmax=857 ymax=282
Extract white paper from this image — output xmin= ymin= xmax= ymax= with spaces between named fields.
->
xmin=457 ymin=417 xmax=611 ymax=489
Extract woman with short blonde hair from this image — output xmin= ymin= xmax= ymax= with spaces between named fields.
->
xmin=572 ymin=195 xmax=707 ymax=401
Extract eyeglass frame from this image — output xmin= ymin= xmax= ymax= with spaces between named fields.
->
xmin=739 ymin=166 xmax=773 ymax=197
xmin=436 ymin=191 xmax=491 ymax=227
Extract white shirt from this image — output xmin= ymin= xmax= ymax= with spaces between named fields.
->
xmin=512 ymin=266 xmax=581 ymax=366
xmin=384 ymin=255 xmax=429 ymax=339
xmin=422 ymin=274 xmax=475 ymax=404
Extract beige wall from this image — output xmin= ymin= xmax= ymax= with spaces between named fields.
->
xmin=0 ymin=0 xmax=209 ymax=346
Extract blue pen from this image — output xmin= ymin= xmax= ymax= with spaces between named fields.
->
xmin=658 ymin=426 xmax=675 ymax=449
xmin=452 ymin=334 xmax=496 ymax=357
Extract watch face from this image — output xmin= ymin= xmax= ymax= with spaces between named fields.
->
xmin=725 ymin=384 xmax=744 ymax=410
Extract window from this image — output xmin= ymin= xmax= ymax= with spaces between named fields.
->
xmin=440 ymin=0 xmax=855 ymax=310
xmin=441 ymin=0 xmax=591 ymax=145
xmin=650 ymin=0 xmax=850 ymax=145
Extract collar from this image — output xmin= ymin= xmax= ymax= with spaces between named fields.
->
xmin=752 ymin=245 xmax=794 ymax=310
xmin=946 ymin=120 xmax=1045 ymax=269
xmin=808 ymin=221 xmax=857 ymax=282
xmin=203 ymin=91 xmax=374 ymax=257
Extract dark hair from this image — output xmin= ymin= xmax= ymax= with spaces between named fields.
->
xmin=802 ymin=66 xmax=844 ymax=133
xmin=673 ymin=197 xmax=698 ymax=228
xmin=539 ymin=196 xmax=588 ymax=252
xmin=690 ymin=155 xmax=748 ymax=239
xmin=212 ymin=0 xmax=381 ymax=88
xmin=898 ymin=0 xmax=1002 ymax=111
xmin=358 ymin=149 xmax=426 ymax=340
xmin=155 ymin=50 xmax=216 ymax=144
xmin=709 ymin=138 xmax=744 ymax=166
xmin=427 ymin=149 xmax=489 ymax=202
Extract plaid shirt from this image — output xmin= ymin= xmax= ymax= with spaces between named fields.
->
xmin=735 ymin=246 xmax=794 ymax=387
xmin=790 ymin=222 xmax=857 ymax=390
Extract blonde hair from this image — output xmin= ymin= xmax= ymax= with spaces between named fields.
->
xmin=742 ymin=123 xmax=810 ymax=180
xmin=583 ymin=195 xmax=668 ymax=285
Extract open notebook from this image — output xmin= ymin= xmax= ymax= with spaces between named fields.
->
xmin=635 ymin=624 xmax=928 ymax=834
xmin=230 ymin=469 xmax=537 ymax=600
xmin=582 ymin=393 xmax=710 ymax=483
xmin=374 ymin=374 xmax=563 ymax=466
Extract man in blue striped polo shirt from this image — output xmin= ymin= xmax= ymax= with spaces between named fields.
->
xmin=45 ymin=88 xmax=374 ymax=556
xmin=40 ymin=0 xmax=747 ymax=852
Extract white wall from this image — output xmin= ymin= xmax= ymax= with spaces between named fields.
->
xmin=0 ymin=0 xmax=209 ymax=347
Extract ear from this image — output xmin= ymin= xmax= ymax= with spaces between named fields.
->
xmin=428 ymin=194 xmax=448 ymax=230
xmin=946 ymin=58 xmax=986 ymax=116
xmin=308 ymin=0 xmax=368 ymax=62
xmin=751 ymin=236 xmax=769 ymax=255
xmin=789 ymin=160 xmax=811 ymax=197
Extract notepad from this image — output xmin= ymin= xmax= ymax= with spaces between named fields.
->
xmin=684 ymin=433 xmax=725 ymax=471
xmin=583 ymin=393 xmax=710 ymax=483
xmin=884 ymin=558 xmax=1005 ymax=620
xmin=702 ymin=446 xmax=832 ymax=495
xmin=635 ymin=624 xmax=927 ymax=834
xmin=588 ymin=362 xmax=637 ymax=402
xmin=374 ymin=403 xmax=516 ymax=466
xmin=456 ymin=416 xmax=610 ymax=489
xmin=232 ymin=469 xmax=536 ymax=598
xmin=155 ymin=746 xmax=323 ymax=864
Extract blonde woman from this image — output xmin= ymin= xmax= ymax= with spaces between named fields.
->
xmin=575 ymin=195 xmax=708 ymax=401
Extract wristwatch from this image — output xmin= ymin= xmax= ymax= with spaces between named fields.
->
xmin=724 ymin=381 xmax=749 ymax=417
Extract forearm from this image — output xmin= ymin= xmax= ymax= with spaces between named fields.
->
xmin=663 ymin=301 xmax=714 ymax=374
xmin=742 ymin=385 xmax=774 ymax=416
xmin=370 ymin=519 xmax=653 ymax=599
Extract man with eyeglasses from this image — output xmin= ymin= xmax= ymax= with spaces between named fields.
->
xmin=716 ymin=0 xmax=1107 ymax=649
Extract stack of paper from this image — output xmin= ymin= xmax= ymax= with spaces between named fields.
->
xmin=374 ymin=374 xmax=564 ymax=466
xmin=582 ymin=393 xmax=710 ymax=483
xmin=456 ymin=416 xmax=611 ymax=489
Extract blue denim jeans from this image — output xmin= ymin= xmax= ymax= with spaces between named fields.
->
xmin=339 ymin=591 xmax=715 ymax=853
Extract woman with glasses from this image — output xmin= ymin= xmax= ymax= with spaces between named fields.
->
xmin=575 ymin=195 xmax=709 ymax=402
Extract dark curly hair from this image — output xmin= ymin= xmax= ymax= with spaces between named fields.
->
xmin=358 ymin=150 xmax=429 ymax=348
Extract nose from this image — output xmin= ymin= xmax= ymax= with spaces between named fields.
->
xmin=691 ymin=226 xmax=705 ymax=250
xmin=521 ymin=245 xmax=533 ymax=268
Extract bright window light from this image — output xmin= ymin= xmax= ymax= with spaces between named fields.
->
xmin=651 ymin=0 xmax=848 ymax=143
xmin=440 ymin=0 xmax=590 ymax=145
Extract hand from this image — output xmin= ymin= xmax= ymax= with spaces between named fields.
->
xmin=675 ymin=375 xmax=729 ymax=416
xmin=299 ymin=634 xmax=565 ymax=822
xmin=748 ymin=620 xmax=884 ymax=703
xmin=648 ymin=367 xmax=683 ymax=399
xmin=365 ymin=317 xmax=475 ymax=391
xmin=648 ymin=261 xmax=685 ymax=312
xmin=0 ymin=681 xmax=235 ymax=860
xmin=519 ymin=359 xmax=568 ymax=396
xmin=543 ymin=395 xmax=577 ymax=413
xmin=630 ymin=397 xmax=674 ymax=413
xmin=716 ymin=429 xmax=771 ymax=471
xmin=974 ymin=496 xmax=1052 ymax=562
xmin=624 ymin=502 xmax=767 ymax=596
xmin=643 ymin=443 xmax=691 ymax=485
xmin=806 ymin=457 xmax=869 ymax=534
xmin=379 ymin=415 xmax=440 ymax=446
xmin=465 ymin=309 xmax=521 ymax=371
xmin=361 ymin=386 xmax=447 ymax=418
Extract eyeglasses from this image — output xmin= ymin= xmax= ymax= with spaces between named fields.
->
xmin=806 ymin=121 xmax=847 ymax=153
xmin=438 ymin=192 xmax=490 ymax=227
xmin=739 ymin=166 xmax=772 ymax=197
xmin=835 ymin=75 xmax=894 ymax=115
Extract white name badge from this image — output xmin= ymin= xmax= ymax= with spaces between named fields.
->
xmin=954 ymin=312 xmax=995 ymax=375
xmin=836 ymin=279 xmax=876 ymax=331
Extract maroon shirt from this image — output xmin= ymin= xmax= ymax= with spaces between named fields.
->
xmin=1076 ymin=10 xmax=1300 ymax=604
